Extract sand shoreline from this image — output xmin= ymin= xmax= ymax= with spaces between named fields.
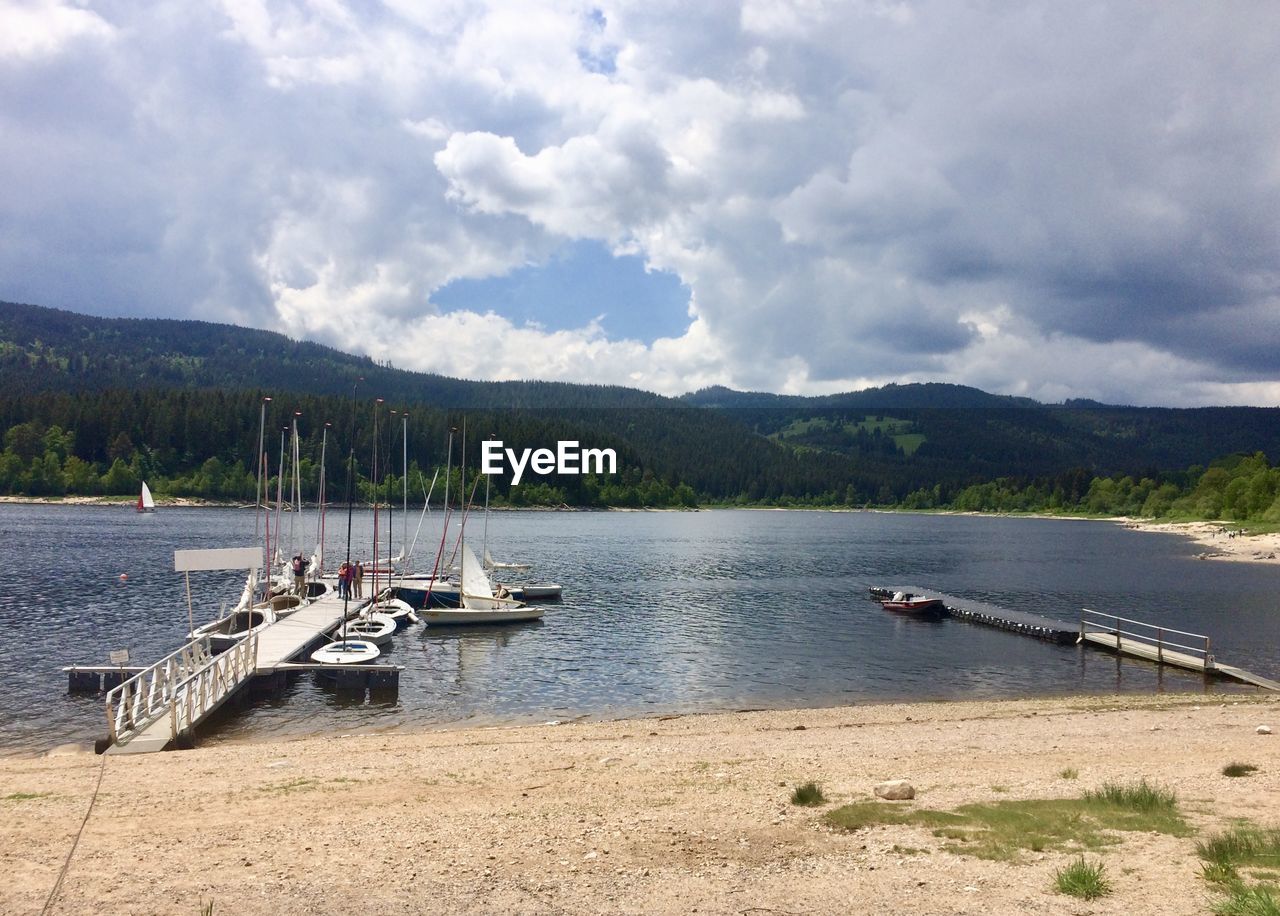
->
xmin=4 ymin=693 xmax=1277 ymax=915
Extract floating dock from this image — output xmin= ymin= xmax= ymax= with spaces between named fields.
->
xmin=869 ymin=586 xmax=1279 ymax=691
xmin=72 ymin=589 xmax=403 ymax=755
xmin=869 ymin=586 xmax=1078 ymax=643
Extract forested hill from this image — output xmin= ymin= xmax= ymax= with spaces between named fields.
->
xmin=0 ymin=300 xmax=666 ymax=408
xmin=681 ymin=385 xmax=1280 ymax=481
xmin=3 ymin=300 xmax=1280 ymax=507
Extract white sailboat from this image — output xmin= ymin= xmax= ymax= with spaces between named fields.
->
xmin=419 ymin=543 xmax=544 ymax=625
xmin=482 ymin=547 xmax=531 ymax=572
xmin=311 ymin=637 xmax=380 ymax=665
xmin=136 ymin=481 xmax=156 ymax=513
xmin=340 ymin=609 xmax=397 ymax=646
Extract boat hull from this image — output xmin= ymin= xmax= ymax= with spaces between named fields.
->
xmin=419 ymin=606 xmax=546 ymax=626
xmin=881 ymin=598 xmax=945 ymax=616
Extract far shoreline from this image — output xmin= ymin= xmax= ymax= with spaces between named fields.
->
xmin=4 ymin=496 xmax=1276 ymax=563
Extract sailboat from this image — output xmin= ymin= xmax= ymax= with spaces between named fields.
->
xmin=477 ymin=472 xmax=562 ymax=600
xmin=419 ymin=543 xmax=544 ymax=625
xmin=136 ymin=481 xmax=156 ymax=513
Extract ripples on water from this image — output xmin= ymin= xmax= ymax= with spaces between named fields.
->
xmin=2 ymin=505 xmax=1278 ymax=752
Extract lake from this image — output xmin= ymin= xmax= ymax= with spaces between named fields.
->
xmin=2 ymin=505 xmax=1278 ymax=753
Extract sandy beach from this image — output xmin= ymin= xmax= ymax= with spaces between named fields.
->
xmin=3 ymin=693 xmax=1278 ymax=915
xmin=1120 ymin=519 xmax=1280 ymax=564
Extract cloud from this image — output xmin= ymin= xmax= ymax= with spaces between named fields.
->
xmin=0 ymin=0 xmax=114 ymax=60
xmin=1 ymin=0 xmax=1279 ymax=406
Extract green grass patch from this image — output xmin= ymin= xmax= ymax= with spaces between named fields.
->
xmin=1081 ymin=778 xmax=1178 ymax=813
xmin=1059 ymin=768 xmax=1079 ymax=780
xmin=1198 ymin=827 xmax=1280 ymax=872
xmin=1055 ymin=856 xmax=1111 ymax=900
xmin=2 ymin=792 xmax=52 ymax=801
xmin=825 ymin=782 xmax=1189 ymax=862
xmin=791 ymin=781 xmax=827 ymax=807
xmin=1198 ymin=826 xmax=1280 ymax=914
xmin=1224 ymin=763 xmax=1260 ymax=778
xmin=1213 ymin=886 xmax=1280 ymax=916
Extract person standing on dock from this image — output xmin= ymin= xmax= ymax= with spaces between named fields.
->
xmin=354 ymin=561 xmax=364 ymax=599
xmin=291 ymin=553 xmax=307 ymax=597
xmin=337 ymin=561 xmax=351 ymax=599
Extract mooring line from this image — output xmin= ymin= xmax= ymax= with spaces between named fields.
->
xmin=41 ymin=751 xmax=107 ymax=916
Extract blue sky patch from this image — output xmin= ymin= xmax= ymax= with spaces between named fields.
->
xmin=433 ymin=240 xmax=690 ymax=343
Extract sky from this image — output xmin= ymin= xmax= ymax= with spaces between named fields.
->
xmin=2 ymin=1 xmax=1279 ymax=407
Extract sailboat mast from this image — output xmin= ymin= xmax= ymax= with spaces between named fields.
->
xmin=340 ymin=377 xmax=362 ymax=637
xmin=273 ymin=426 xmax=286 ymax=569
xmin=255 ymin=397 xmax=270 ymax=588
xmin=402 ymin=412 xmax=409 ymax=566
xmin=482 ymin=463 xmax=491 ymax=563
xmin=371 ymin=398 xmax=383 ymax=602
xmin=316 ymin=423 xmax=329 ymax=574
xmin=289 ymin=413 xmax=300 ymax=559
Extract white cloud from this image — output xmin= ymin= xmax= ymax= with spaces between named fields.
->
xmin=0 ymin=0 xmax=114 ymax=60
xmin=2 ymin=0 xmax=1280 ymax=406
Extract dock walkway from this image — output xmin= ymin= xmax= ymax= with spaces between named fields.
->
xmin=870 ymin=585 xmax=1279 ymax=692
xmin=102 ymin=591 xmax=369 ymax=755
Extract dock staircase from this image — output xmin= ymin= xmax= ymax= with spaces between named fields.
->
xmin=103 ymin=633 xmax=259 ymax=755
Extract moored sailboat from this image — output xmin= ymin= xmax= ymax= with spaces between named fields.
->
xmin=419 ymin=543 xmax=545 ymax=625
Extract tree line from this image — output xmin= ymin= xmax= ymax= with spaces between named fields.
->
xmin=3 ymin=394 xmax=1279 ymax=523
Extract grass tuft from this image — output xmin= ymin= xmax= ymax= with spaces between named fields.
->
xmin=1055 ymin=856 xmax=1111 ymax=900
xmin=1082 ymin=778 xmax=1177 ymax=813
xmin=1059 ymin=768 xmax=1079 ymax=780
xmin=1223 ymin=763 xmax=1260 ymax=778
xmin=1198 ymin=827 xmax=1280 ymax=871
xmin=1213 ymin=886 xmax=1280 ymax=916
xmin=790 ymin=781 xmax=827 ymax=807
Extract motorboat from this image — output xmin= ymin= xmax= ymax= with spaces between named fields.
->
xmin=880 ymin=591 xmax=945 ymax=616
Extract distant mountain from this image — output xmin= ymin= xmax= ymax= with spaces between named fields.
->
xmin=0 ymin=300 xmax=668 ymax=408
xmin=681 ymin=382 xmax=1043 ymax=409
xmin=3 ymin=300 xmax=1279 ymax=502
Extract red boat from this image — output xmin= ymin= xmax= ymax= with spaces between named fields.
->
xmin=880 ymin=592 xmax=944 ymax=616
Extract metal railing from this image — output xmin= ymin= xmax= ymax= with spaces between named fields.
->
xmin=1080 ymin=608 xmax=1214 ymax=669
xmin=104 ymin=633 xmax=259 ymax=748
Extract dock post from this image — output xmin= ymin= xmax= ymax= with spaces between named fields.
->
xmin=1157 ymin=628 xmax=1164 ymax=665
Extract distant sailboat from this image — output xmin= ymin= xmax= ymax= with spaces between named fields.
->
xmin=136 ymin=481 xmax=156 ymax=513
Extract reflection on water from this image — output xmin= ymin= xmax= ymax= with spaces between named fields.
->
xmin=2 ymin=505 xmax=1279 ymax=751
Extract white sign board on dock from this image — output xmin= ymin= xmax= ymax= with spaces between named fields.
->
xmin=174 ymin=547 xmax=262 ymax=572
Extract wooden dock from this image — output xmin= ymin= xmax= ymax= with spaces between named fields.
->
xmin=251 ymin=591 xmax=359 ymax=674
xmin=97 ymin=590 xmax=401 ymax=755
xmin=1079 ymin=608 xmax=1280 ymax=691
xmin=869 ymin=586 xmax=1280 ymax=692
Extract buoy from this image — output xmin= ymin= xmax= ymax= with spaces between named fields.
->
xmin=119 ymin=573 xmax=128 ymax=580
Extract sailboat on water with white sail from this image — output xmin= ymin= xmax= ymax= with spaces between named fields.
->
xmin=136 ymin=481 xmax=156 ymax=513
xmin=419 ymin=541 xmax=545 ymax=625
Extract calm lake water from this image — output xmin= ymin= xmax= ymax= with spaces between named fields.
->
xmin=2 ymin=505 xmax=1278 ymax=753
